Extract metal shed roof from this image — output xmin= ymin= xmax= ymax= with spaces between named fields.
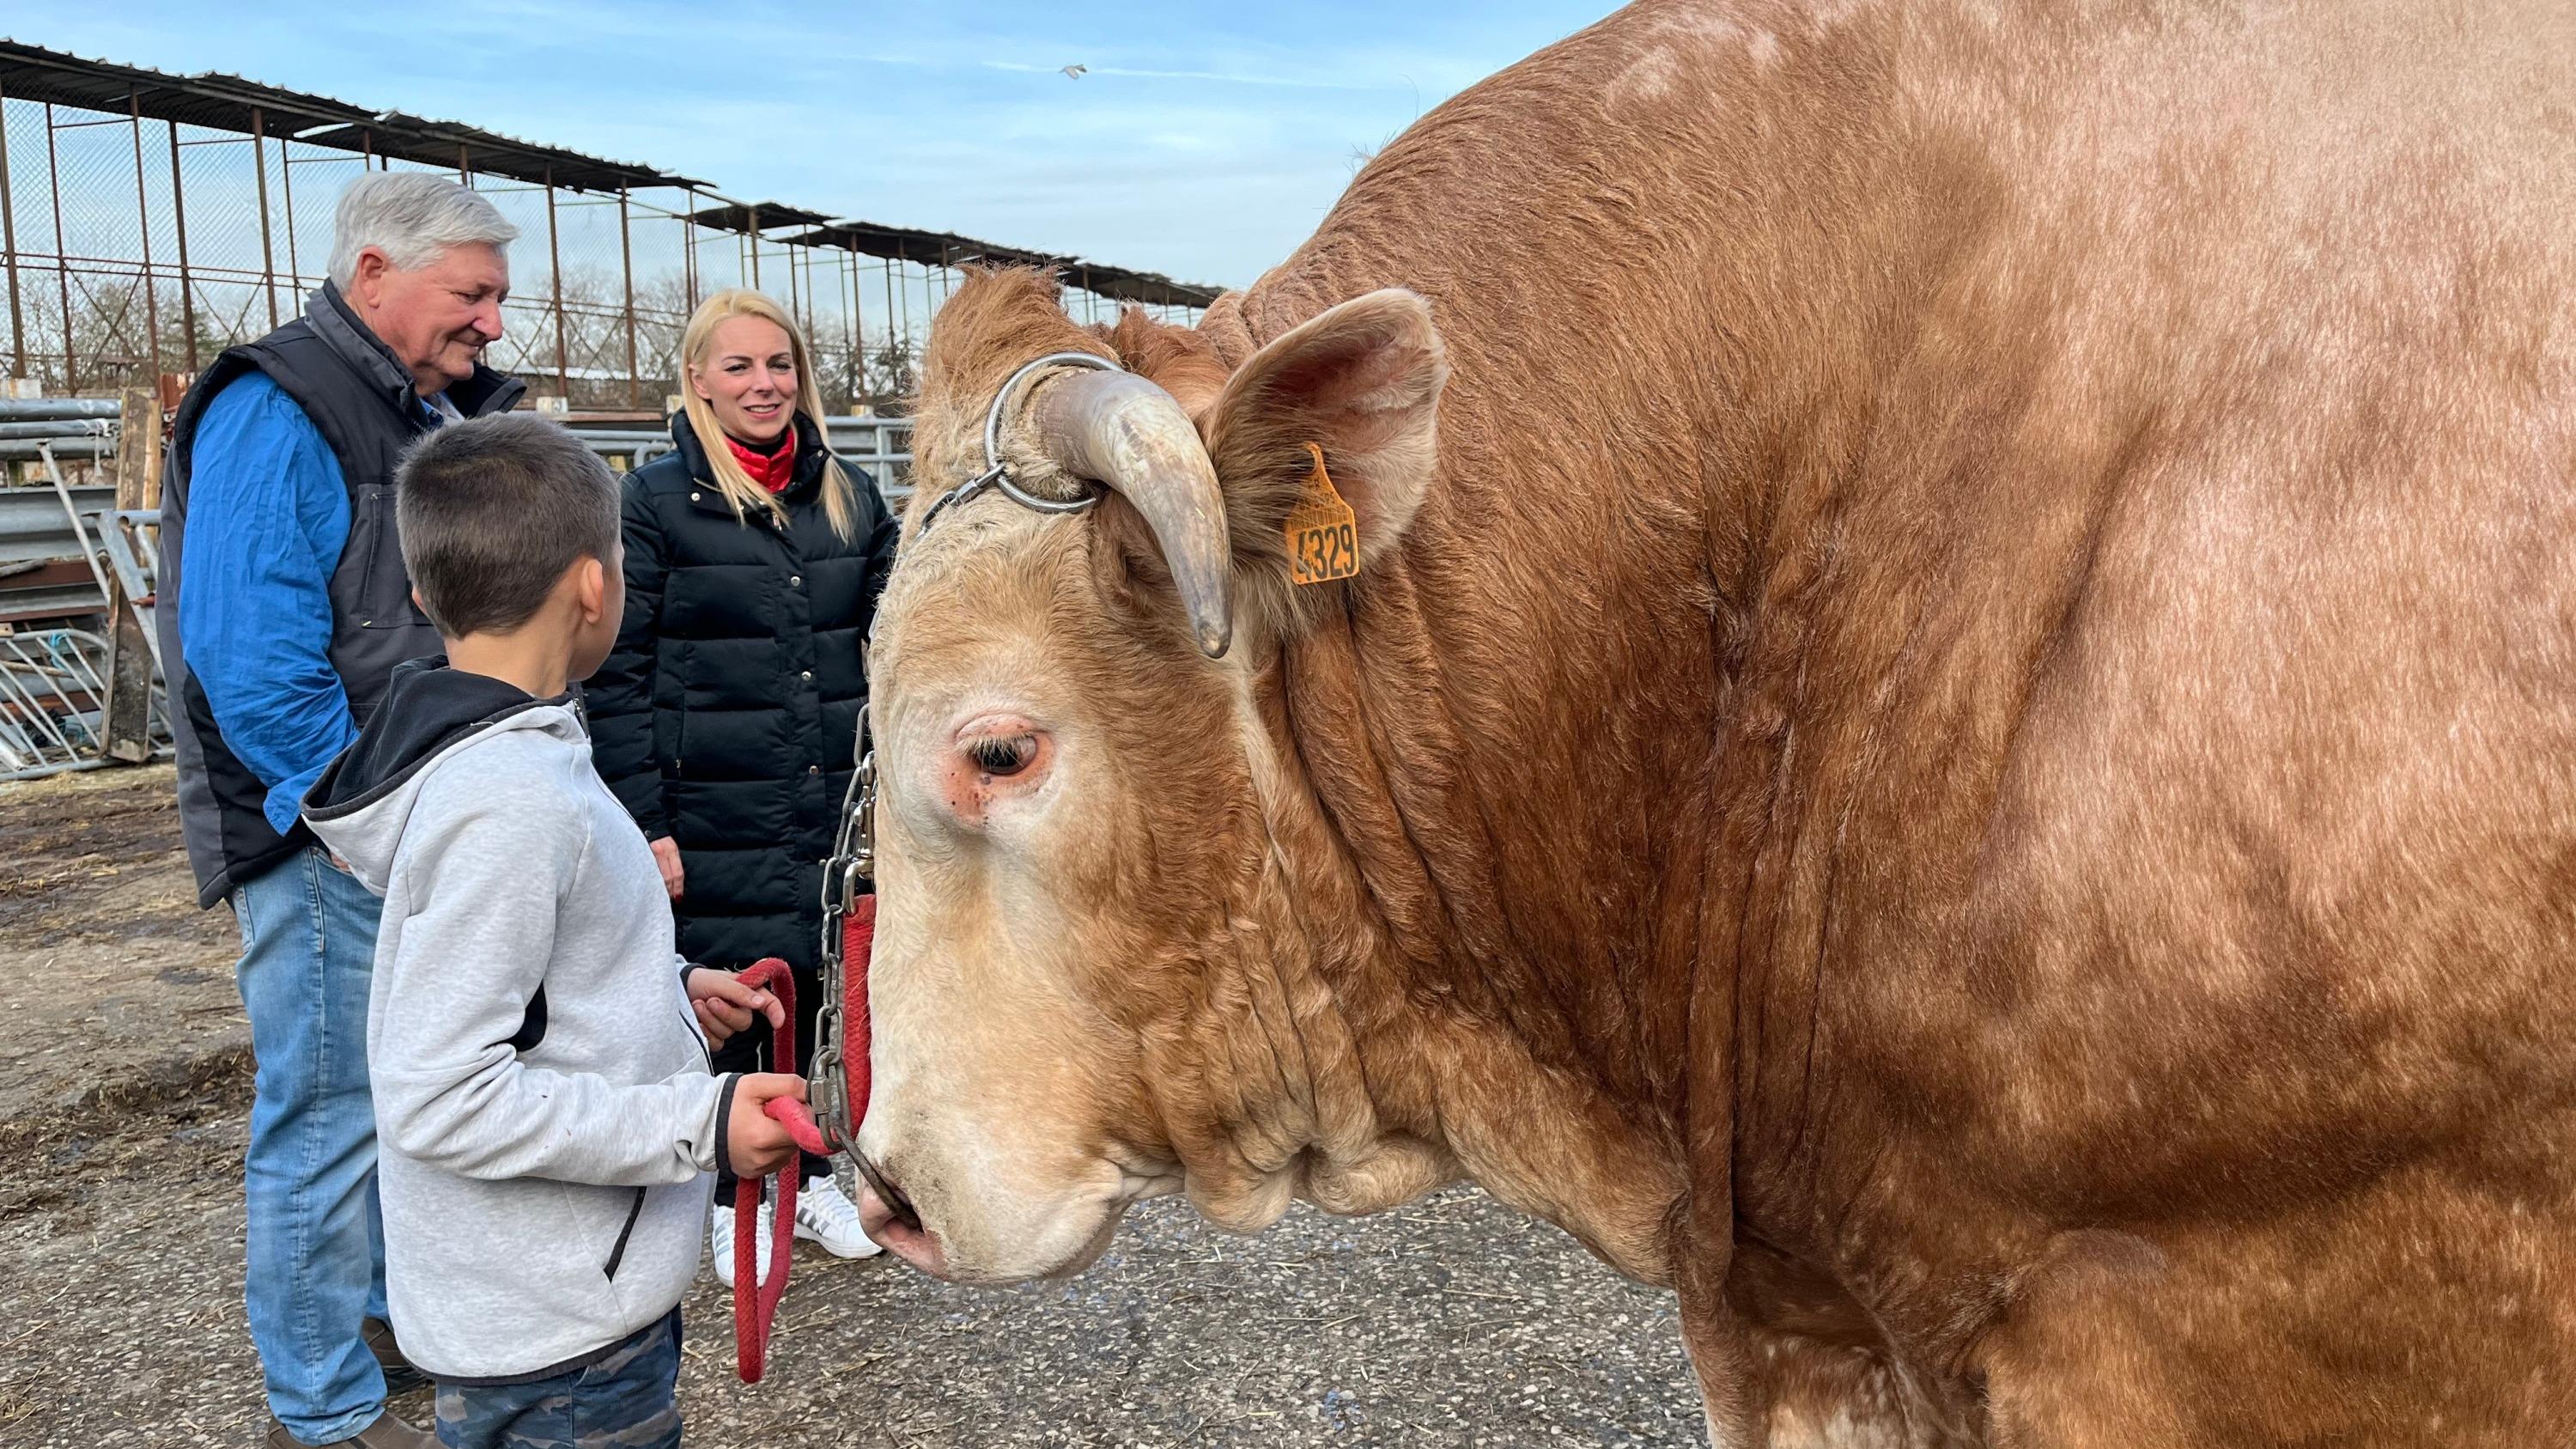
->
xmin=0 ymin=39 xmax=1226 ymax=304
xmin=0 ymin=40 xmax=702 ymax=192
xmin=683 ymin=199 xmax=835 ymax=234
xmin=781 ymin=222 xmax=1224 ymax=308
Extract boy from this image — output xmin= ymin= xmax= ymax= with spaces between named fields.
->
xmin=302 ymin=413 xmax=805 ymax=1449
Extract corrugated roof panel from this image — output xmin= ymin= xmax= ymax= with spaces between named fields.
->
xmin=0 ymin=40 xmax=1221 ymax=304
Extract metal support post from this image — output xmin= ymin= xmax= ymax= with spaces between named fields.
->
xmin=252 ymin=107 xmax=278 ymax=331
xmin=129 ymin=90 xmax=161 ymax=378
xmin=619 ymin=185 xmax=640 ymax=408
xmin=545 ymin=168 xmax=569 ymax=402
xmin=46 ymin=104 xmax=74 ymax=388
xmin=166 ymin=119 xmax=196 ymax=373
xmin=0 ymin=79 xmax=25 ymax=380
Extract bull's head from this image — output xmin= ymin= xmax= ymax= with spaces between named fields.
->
xmin=854 ymin=270 xmax=1451 ymax=1282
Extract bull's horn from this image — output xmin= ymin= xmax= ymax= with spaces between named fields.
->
xmin=1030 ymin=368 xmax=1233 ymax=658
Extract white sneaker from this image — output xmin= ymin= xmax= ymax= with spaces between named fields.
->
xmin=793 ymin=1177 xmax=883 ymax=1258
xmin=709 ymin=1200 xmax=775 ymax=1288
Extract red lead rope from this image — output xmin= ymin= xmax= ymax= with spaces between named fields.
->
xmin=728 ymin=957 xmax=818 ymax=1383
xmin=728 ymin=893 xmax=874 ymax=1383
xmin=841 ymin=895 xmax=877 ymax=1138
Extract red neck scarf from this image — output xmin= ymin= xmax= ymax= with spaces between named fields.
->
xmin=724 ymin=426 xmax=798 ymax=492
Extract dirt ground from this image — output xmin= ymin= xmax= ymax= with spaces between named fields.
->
xmin=0 ymin=766 xmax=1703 ymax=1447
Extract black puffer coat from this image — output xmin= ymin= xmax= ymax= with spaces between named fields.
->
xmin=588 ymin=410 xmax=896 ymax=975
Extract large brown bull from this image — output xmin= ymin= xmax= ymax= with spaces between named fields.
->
xmin=846 ymin=1 xmax=2576 ymax=1441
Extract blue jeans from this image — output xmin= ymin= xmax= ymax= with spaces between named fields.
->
xmin=433 ymin=1310 xmax=683 ymax=1449
xmin=233 ymin=846 xmax=391 ymax=1444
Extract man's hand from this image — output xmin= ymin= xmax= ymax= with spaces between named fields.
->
xmin=685 ymin=967 xmax=784 ymax=1047
xmin=649 ymin=837 xmax=685 ymax=899
xmin=726 ymin=1073 xmax=807 ymax=1177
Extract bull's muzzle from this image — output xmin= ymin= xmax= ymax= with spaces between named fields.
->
xmin=853 ymin=1154 xmax=946 ymax=1276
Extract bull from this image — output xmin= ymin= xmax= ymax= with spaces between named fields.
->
xmin=847 ymin=1 xmax=2576 ymax=1442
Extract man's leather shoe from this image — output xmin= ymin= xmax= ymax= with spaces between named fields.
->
xmin=362 ymin=1317 xmax=429 ymax=1397
xmin=263 ymin=1409 xmax=437 ymax=1448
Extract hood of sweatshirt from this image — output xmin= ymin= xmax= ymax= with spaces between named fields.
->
xmin=302 ymin=657 xmax=584 ymax=891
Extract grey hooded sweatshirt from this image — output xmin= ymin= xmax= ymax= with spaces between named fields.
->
xmin=303 ymin=659 xmax=735 ymax=1383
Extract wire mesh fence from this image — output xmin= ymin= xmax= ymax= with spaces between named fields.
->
xmin=0 ymin=82 xmax=1210 ymax=415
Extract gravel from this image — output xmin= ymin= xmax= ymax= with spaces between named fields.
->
xmin=0 ymin=766 xmax=1704 ymax=1446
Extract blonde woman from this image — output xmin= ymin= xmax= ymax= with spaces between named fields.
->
xmin=587 ymin=289 xmax=896 ymax=1281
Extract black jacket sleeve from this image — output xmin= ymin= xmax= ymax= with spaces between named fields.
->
xmin=587 ymin=478 xmax=671 ymax=838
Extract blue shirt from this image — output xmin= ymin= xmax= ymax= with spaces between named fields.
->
xmin=179 ymin=374 xmax=444 ymax=834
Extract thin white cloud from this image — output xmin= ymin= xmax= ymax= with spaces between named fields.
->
xmin=979 ymin=59 xmax=1385 ymax=92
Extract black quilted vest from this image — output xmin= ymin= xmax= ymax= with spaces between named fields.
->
xmin=158 ymin=283 xmax=523 ymax=905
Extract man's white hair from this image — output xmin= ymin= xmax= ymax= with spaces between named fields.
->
xmin=326 ymin=173 xmax=519 ymax=289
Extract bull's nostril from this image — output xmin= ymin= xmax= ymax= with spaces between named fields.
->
xmin=857 ymin=1154 xmax=923 ymax=1233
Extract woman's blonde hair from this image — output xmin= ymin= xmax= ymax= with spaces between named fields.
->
xmin=677 ymin=289 xmax=857 ymax=538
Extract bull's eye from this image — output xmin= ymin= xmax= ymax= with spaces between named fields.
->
xmin=965 ymin=734 xmax=1039 ymax=777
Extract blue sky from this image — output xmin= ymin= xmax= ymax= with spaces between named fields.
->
xmin=14 ymin=3 xmax=1619 ymax=290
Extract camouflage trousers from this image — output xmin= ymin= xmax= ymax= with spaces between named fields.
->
xmin=432 ymin=1309 xmax=683 ymax=1449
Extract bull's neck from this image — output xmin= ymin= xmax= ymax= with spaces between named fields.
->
xmin=1188 ymin=640 xmax=1691 ymax=1284
xmin=1183 ymin=9 xmax=1935 ymax=1282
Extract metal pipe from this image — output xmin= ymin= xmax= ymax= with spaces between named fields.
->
xmin=0 ymin=628 xmax=139 ymax=774
xmin=0 ymin=418 xmax=114 ymax=438
xmin=130 ymin=89 xmax=161 ymax=381
xmin=46 ymin=104 xmax=75 ymax=390
xmin=783 ymin=229 xmax=799 ymax=326
xmin=560 ymin=420 xmax=908 ymax=456
xmin=545 ymin=167 xmax=568 ymax=403
xmin=559 ymin=420 xmax=907 ymax=454
xmin=252 ymin=108 xmax=278 ymax=331
xmin=0 ymin=653 xmax=82 ymax=769
xmin=1 ymin=77 xmax=26 ymax=381
xmin=40 ymin=442 xmax=115 ymax=606
xmin=618 ymin=186 xmax=639 ymax=410
xmin=0 ymin=480 xmax=114 ymax=545
xmin=167 ymin=119 xmax=197 ymax=373
xmin=563 ymin=419 xmax=908 ymax=446
xmin=0 ymin=438 xmax=114 ymax=460
xmin=682 ymin=188 xmax=698 ymax=311
xmin=880 ymin=259 xmax=896 ymax=393
xmin=277 ymin=126 xmax=301 ymax=296
xmin=0 ymin=398 xmax=119 ymax=419
xmin=860 ymin=246 xmax=881 ymax=407
xmin=1 ymin=754 xmax=127 ymax=784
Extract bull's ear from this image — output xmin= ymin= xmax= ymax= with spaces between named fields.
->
xmin=1200 ymin=289 xmax=1448 ymax=586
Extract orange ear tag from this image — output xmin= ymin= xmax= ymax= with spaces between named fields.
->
xmin=1284 ymin=442 xmax=1360 ymax=586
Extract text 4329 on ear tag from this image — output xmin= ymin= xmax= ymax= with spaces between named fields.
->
xmin=1285 ymin=442 xmax=1360 ymax=585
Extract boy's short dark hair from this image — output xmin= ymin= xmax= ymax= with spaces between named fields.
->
xmin=397 ymin=414 xmax=619 ymax=637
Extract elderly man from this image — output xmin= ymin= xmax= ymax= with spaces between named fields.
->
xmin=157 ymin=172 xmax=524 ymax=1449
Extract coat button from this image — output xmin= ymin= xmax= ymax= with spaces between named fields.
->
xmin=808 ymin=764 xmax=822 ymax=776
xmin=790 ymin=575 xmax=803 ymax=588
xmin=690 ymin=490 xmax=702 ymax=501
xmin=799 ymin=670 xmax=812 ymax=681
